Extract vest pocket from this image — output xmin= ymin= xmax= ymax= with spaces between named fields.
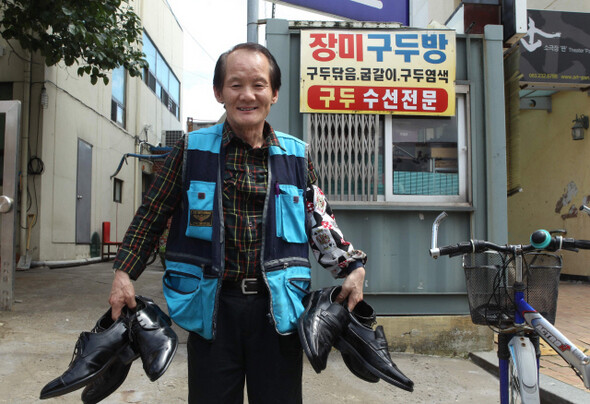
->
xmin=275 ymin=184 xmax=307 ymax=244
xmin=162 ymin=260 xmax=218 ymax=340
xmin=266 ymin=266 xmax=311 ymax=334
xmin=186 ymin=180 xmax=215 ymax=241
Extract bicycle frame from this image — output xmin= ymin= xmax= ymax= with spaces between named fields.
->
xmin=497 ymin=250 xmax=590 ymax=403
xmin=517 ymin=296 xmax=590 ymax=389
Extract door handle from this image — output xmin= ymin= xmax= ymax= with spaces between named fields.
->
xmin=0 ymin=195 xmax=14 ymax=213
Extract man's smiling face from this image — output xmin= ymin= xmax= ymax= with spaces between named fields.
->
xmin=214 ymin=49 xmax=279 ymax=139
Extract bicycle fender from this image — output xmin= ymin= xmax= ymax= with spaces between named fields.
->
xmin=509 ymin=336 xmax=540 ymax=403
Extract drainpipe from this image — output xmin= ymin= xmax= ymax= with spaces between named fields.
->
xmin=19 ymin=53 xmax=32 ymax=258
xmin=133 ymin=0 xmax=144 ymax=218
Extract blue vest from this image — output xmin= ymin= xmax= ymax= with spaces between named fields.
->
xmin=162 ymin=123 xmax=311 ymax=339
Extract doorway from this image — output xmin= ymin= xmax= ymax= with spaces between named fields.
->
xmin=75 ymin=139 xmax=92 ymax=244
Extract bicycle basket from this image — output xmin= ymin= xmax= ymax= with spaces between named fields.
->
xmin=462 ymin=251 xmax=562 ymax=328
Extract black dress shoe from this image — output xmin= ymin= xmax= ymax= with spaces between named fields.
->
xmin=335 ymin=300 xmax=414 ymax=392
xmin=297 ymin=286 xmax=350 ymax=373
xmin=39 ymin=313 xmax=131 ymax=400
xmin=339 ymin=300 xmax=379 ymax=383
xmin=81 ymin=310 xmax=140 ymax=404
xmin=130 ymin=295 xmax=178 ymax=381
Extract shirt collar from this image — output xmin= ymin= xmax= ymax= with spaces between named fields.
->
xmin=222 ymin=121 xmax=283 ymax=150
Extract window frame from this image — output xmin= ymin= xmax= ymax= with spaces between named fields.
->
xmin=111 ymin=66 xmax=126 ymax=127
xmin=383 ymin=85 xmax=469 ymax=205
xmin=142 ymin=31 xmax=181 ymax=120
xmin=113 ymin=178 xmax=123 ymax=203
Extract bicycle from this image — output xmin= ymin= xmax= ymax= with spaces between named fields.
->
xmin=429 ymin=211 xmax=590 ymax=403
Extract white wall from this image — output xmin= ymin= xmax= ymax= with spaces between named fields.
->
xmin=20 ymin=0 xmax=185 ymax=260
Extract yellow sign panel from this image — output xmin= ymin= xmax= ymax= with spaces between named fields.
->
xmin=300 ymin=29 xmax=456 ymax=116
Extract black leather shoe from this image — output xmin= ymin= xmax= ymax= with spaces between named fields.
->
xmin=297 ymin=286 xmax=350 ymax=373
xmin=130 ymin=295 xmax=178 ymax=381
xmin=81 ymin=311 xmax=140 ymax=404
xmin=335 ymin=300 xmax=414 ymax=392
xmin=339 ymin=300 xmax=379 ymax=383
xmin=39 ymin=312 xmax=131 ymax=400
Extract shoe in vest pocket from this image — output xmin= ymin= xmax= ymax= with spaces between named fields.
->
xmin=186 ymin=180 xmax=215 ymax=241
xmin=162 ymin=260 xmax=217 ymax=339
xmin=275 ymin=184 xmax=307 ymax=244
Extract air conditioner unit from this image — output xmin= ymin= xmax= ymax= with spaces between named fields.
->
xmin=162 ymin=130 xmax=183 ymax=148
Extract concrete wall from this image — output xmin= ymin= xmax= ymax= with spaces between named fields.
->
xmin=508 ymin=90 xmax=590 ymax=276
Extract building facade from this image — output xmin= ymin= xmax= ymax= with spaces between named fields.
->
xmin=0 ymin=0 xmax=183 ymax=263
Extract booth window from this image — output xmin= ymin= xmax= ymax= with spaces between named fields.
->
xmin=308 ymin=88 xmax=469 ymax=206
xmin=143 ymin=32 xmax=180 ymax=119
xmin=113 ymin=178 xmax=123 ymax=203
xmin=111 ymin=67 xmax=126 ymax=127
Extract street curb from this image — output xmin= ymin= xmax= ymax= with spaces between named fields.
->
xmin=469 ymin=351 xmax=590 ymax=404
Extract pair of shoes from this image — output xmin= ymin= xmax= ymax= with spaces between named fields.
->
xmin=82 ymin=295 xmax=178 ymax=403
xmin=80 ymin=308 xmax=139 ymax=404
xmin=39 ymin=312 xmax=131 ymax=400
xmin=40 ymin=296 xmax=178 ymax=402
xmin=297 ymin=286 xmax=414 ymax=392
xmin=334 ymin=300 xmax=414 ymax=392
xmin=298 ymin=286 xmax=349 ymax=373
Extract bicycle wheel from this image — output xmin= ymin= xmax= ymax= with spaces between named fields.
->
xmin=508 ymin=336 xmax=540 ymax=404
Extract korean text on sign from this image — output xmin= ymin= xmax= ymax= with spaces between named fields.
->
xmin=300 ymin=29 xmax=456 ymax=116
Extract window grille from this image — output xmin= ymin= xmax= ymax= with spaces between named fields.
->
xmin=308 ymin=113 xmax=381 ymax=202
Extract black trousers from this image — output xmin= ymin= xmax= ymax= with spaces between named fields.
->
xmin=187 ymin=289 xmax=303 ymax=404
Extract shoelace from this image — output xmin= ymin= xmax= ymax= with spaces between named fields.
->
xmin=68 ymin=334 xmax=86 ymax=366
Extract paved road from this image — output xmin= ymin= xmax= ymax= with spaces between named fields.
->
xmin=0 ymin=262 xmax=499 ymax=403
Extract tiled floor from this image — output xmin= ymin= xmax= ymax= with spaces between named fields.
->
xmin=538 ymin=281 xmax=590 ymax=390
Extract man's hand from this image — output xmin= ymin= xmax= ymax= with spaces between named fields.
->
xmin=109 ymin=270 xmax=137 ymax=320
xmin=335 ymin=266 xmax=365 ymax=311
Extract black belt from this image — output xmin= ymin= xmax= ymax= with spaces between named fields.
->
xmin=221 ymin=278 xmax=267 ymax=295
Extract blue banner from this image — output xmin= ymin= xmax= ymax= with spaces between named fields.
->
xmin=274 ymin=0 xmax=409 ymax=25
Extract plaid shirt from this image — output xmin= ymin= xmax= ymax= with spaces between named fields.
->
xmin=113 ymin=122 xmax=366 ymax=280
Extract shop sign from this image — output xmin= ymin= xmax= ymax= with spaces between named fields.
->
xmin=520 ymin=10 xmax=590 ymax=87
xmin=300 ymin=29 xmax=456 ymax=116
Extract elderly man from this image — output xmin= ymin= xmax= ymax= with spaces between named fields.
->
xmin=109 ymin=42 xmax=367 ymax=404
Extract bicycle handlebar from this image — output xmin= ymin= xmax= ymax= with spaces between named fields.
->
xmin=429 ymin=212 xmax=590 ymax=258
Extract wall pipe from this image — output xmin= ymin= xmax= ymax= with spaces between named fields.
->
xmin=109 ymin=152 xmax=170 ymax=179
xmin=30 ymin=257 xmax=103 ymax=269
